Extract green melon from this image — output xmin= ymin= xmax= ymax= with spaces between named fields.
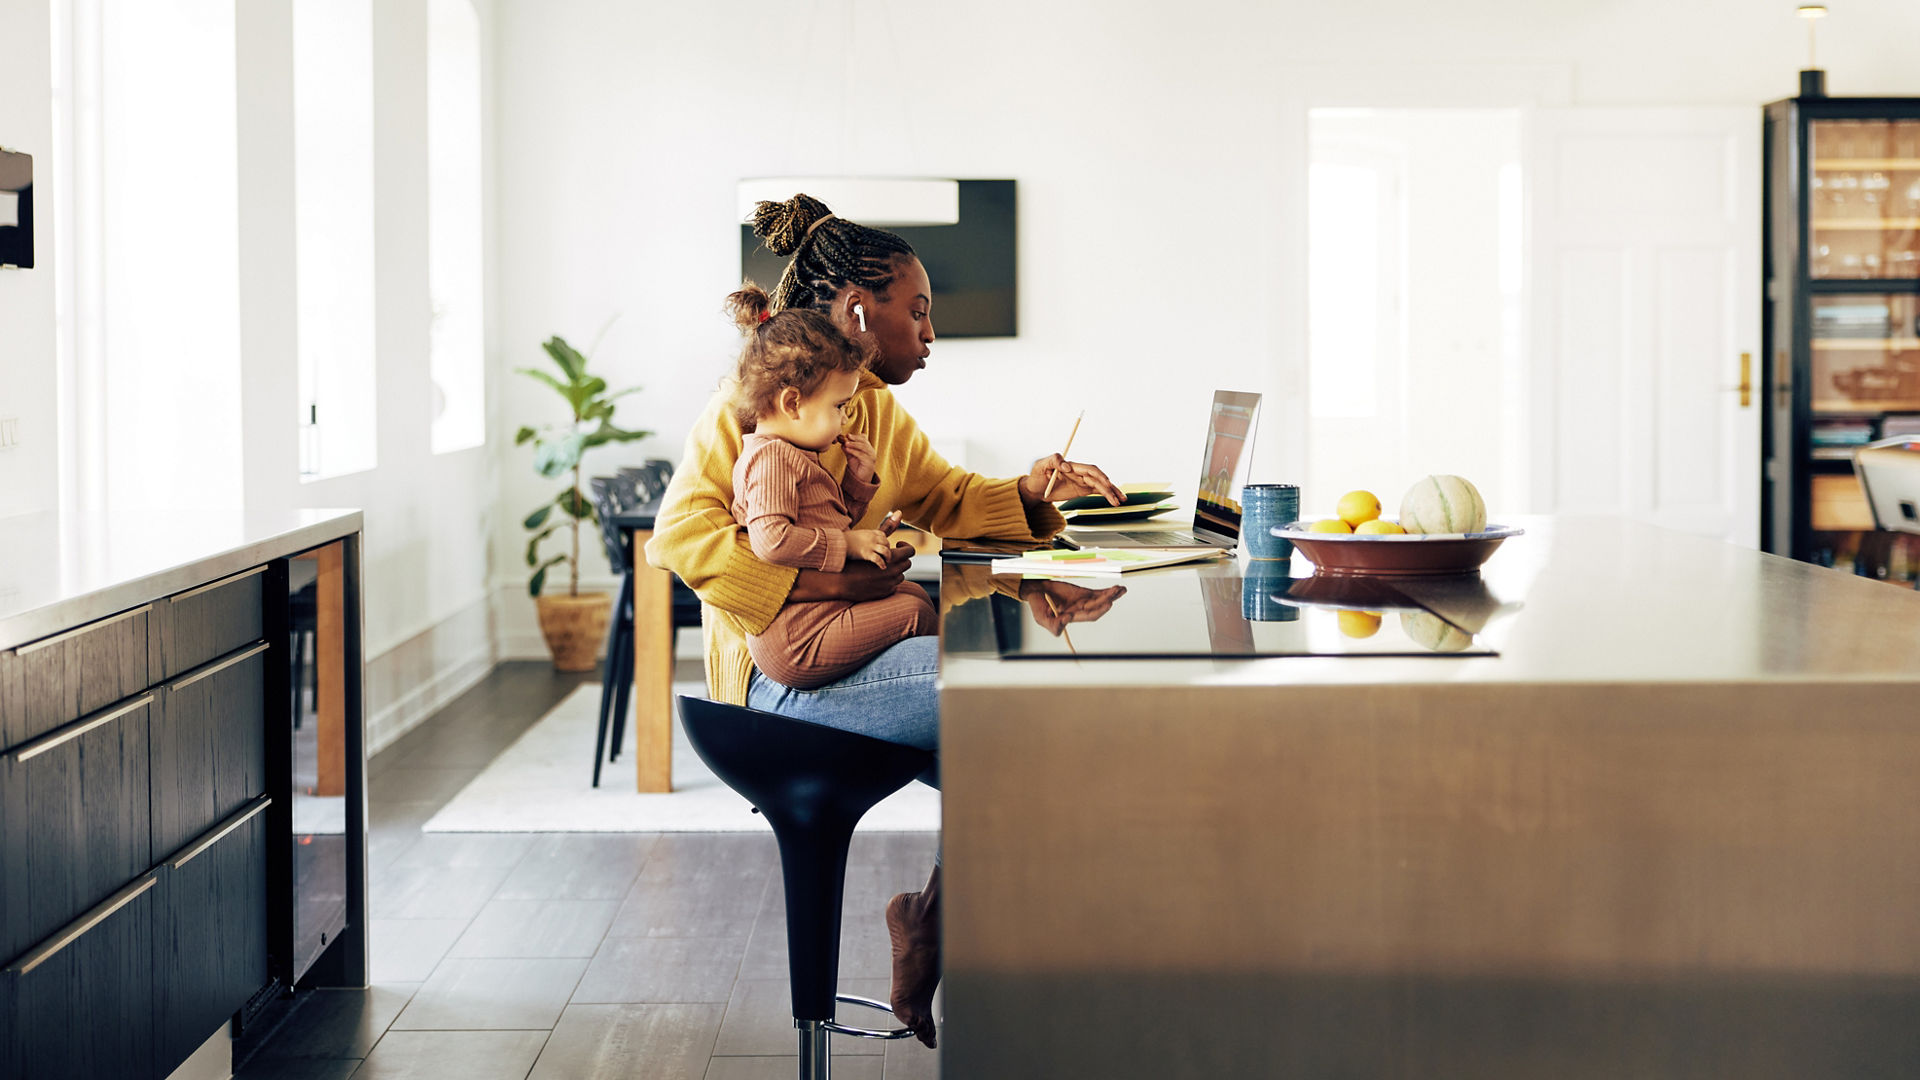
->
xmin=1398 ymin=475 xmax=1487 ymax=535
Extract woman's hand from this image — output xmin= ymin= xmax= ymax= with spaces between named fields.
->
xmin=791 ymin=543 xmax=913 ymax=602
xmin=1019 ymin=455 xmax=1125 ymax=507
xmin=1019 ymin=579 xmax=1128 ymax=636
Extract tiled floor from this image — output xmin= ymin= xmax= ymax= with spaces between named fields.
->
xmin=234 ymin=661 xmax=941 ymax=1080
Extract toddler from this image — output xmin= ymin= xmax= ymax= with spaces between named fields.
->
xmin=725 ymin=289 xmax=937 ymax=689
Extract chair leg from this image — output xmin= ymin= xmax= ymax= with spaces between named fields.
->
xmin=609 ymin=625 xmax=633 ymax=763
xmin=607 ymin=574 xmax=634 ymax=764
xmin=592 ymin=591 xmax=629 ymax=788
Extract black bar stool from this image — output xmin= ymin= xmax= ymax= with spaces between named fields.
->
xmin=677 ymin=696 xmax=932 ymax=1078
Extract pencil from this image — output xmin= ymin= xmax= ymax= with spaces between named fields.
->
xmin=1039 ymin=410 xmax=1085 ymax=501
xmin=1043 ymin=593 xmax=1078 ymax=655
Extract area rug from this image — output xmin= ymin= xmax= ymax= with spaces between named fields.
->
xmin=421 ymin=684 xmax=940 ymax=833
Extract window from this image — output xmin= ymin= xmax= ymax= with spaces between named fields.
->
xmin=293 ymin=0 xmax=376 ymax=479
xmin=428 ymin=0 xmax=484 ymax=454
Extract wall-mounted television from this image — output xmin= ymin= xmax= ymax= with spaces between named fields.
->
xmin=0 ymin=147 xmax=32 ymax=270
xmin=740 ymin=178 xmax=1016 ymax=338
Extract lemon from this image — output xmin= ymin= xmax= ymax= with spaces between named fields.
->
xmin=1355 ymin=519 xmax=1405 ymax=535
xmin=1337 ymin=610 xmax=1382 ymax=638
xmin=1336 ymin=490 xmax=1381 ymax=528
xmin=1308 ymin=518 xmax=1353 ymax=534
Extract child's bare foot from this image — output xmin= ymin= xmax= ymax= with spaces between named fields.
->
xmin=885 ymin=868 xmax=941 ymax=1049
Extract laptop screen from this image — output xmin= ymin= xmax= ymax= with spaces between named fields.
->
xmin=1190 ymin=390 xmax=1262 ymax=542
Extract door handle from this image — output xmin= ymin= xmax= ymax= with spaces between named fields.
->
xmin=1724 ymin=351 xmax=1753 ymax=408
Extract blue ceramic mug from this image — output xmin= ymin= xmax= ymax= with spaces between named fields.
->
xmin=1241 ymin=484 xmax=1300 ymax=560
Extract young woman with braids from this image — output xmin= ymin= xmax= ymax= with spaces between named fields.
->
xmin=646 ymin=194 xmax=1124 ymax=1048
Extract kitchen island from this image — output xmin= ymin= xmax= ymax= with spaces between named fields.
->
xmin=938 ymin=516 xmax=1920 ymax=1078
xmin=1 ymin=508 xmax=366 ymax=1080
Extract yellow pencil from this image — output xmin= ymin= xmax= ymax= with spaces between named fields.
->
xmin=1040 ymin=410 xmax=1085 ymax=502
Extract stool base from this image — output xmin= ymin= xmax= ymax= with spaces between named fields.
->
xmin=795 ymin=994 xmax=916 ymax=1078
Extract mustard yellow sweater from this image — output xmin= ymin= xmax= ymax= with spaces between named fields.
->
xmin=645 ymin=371 xmax=1065 ymax=704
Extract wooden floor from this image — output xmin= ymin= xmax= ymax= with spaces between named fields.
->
xmin=233 ymin=661 xmax=941 ymax=1080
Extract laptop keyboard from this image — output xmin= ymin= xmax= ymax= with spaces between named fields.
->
xmin=1114 ymin=529 xmax=1210 ymax=545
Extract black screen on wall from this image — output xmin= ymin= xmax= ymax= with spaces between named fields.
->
xmin=740 ymin=179 xmax=1016 ymax=338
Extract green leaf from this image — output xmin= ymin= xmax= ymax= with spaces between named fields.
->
xmin=542 ymin=336 xmax=587 ymax=381
xmin=524 ymin=523 xmax=562 ymax=566
xmin=524 ymin=504 xmax=553 ymax=530
xmin=581 ymin=422 xmax=654 ymax=450
xmin=556 ymin=486 xmax=593 ymax=519
xmin=514 ymin=425 xmax=538 ymax=446
xmin=516 ymin=366 xmax=569 ymax=401
xmin=533 ymin=432 xmax=586 ymax=478
xmin=582 ymin=400 xmax=615 ymax=424
xmin=528 ymin=553 xmax=569 ymax=597
xmin=563 ymin=376 xmax=608 ymax=419
xmin=603 ymin=385 xmax=642 ymax=403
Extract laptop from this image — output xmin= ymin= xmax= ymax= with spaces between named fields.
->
xmin=1066 ymin=390 xmax=1262 ymax=550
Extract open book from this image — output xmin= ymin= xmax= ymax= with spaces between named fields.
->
xmin=989 ymin=546 xmax=1231 ymax=576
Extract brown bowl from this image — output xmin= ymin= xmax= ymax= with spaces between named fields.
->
xmin=1274 ymin=523 xmax=1522 ymax=577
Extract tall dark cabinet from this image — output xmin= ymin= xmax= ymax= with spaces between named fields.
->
xmin=1762 ymin=96 xmax=1920 ymax=579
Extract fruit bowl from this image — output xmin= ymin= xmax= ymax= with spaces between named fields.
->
xmin=1273 ymin=522 xmax=1523 ymax=576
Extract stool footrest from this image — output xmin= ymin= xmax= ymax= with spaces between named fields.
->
xmin=806 ymin=993 xmax=915 ymax=1040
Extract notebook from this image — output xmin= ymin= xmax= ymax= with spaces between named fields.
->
xmin=1065 ymin=390 xmax=1262 ymax=550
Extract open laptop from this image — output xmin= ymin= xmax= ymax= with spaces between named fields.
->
xmin=1066 ymin=390 xmax=1262 ymax=550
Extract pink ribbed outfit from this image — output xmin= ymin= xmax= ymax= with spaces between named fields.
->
xmin=730 ymin=433 xmax=936 ymax=689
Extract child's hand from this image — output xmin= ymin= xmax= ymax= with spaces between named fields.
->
xmin=839 ymin=431 xmax=877 ymax=479
xmin=845 ymin=529 xmax=892 ymax=568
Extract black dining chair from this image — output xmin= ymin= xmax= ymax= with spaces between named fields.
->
xmin=589 ymin=473 xmax=643 ymax=788
xmin=677 ymin=696 xmax=930 ymax=1078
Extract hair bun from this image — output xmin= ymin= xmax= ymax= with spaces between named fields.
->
xmin=723 ymin=282 xmax=773 ymax=333
xmin=751 ymin=193 xmax=835 ymax=257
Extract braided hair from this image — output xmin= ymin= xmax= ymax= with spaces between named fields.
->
xmin=748 ymin=193 xmax=917 ymax=315
xmin=722 ymin=283 xmax=870 ymax=433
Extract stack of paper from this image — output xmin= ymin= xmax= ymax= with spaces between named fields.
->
xmin=989 ymin=547 xmax=1230 ymax=576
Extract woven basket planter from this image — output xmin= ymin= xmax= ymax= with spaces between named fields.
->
xmin=535 ymin=591 xmax=611 ymax=672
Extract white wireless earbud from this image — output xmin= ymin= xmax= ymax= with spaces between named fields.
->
xmin=854 ymin=303 xmax=867 ymax=332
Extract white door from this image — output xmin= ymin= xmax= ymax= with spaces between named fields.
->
xmin=1527 ymin=108 xmax=1762 ymax=547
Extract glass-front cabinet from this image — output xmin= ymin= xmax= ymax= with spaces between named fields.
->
xmin=1764 ymin=99 xmax=1920 ymax=582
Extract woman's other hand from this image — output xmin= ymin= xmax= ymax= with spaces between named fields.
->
xmin=845 ymin=528 xmax=893 ymax=568
xmin=1019 ymin=579 xmax=1128 ymax=636
xmin=1019 ymin=455 xmax=1124 ymax=506
xmin=791 ymin=543 xmax=913 ymax=602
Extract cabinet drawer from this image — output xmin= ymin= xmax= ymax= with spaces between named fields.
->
xmin=0 ymin=604 xmax=151 ymax=752
xmin=153 ymin=796 xmax=271 ymax=1075
xmin=1 ymin=693 xmax=154 ymax=968
xmin=151 ymin=643 xmax=269 ymax=862
xmin=159 ymin=566 xmax=268 ymax=680
xmin=3 ymin=874 xmax=157 ymax=1080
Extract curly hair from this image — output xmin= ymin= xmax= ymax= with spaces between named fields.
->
xmin=723 ymin=283 xmax=871 ymax=433
xmin=747 ymin=193 xmax=917 ymax=314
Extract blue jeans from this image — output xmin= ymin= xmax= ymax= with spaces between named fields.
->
xmin=746 ymin=634 xmax=941 ymax=791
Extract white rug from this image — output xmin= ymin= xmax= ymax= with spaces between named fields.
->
xmin=422 ymin=684 xmax=941 ymax=833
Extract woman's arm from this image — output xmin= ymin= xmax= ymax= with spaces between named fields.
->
xmin=873 ymin=394 xmax=1067 ymax=541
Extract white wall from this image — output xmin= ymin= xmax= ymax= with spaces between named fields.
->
xmin=0 ymin=0 xmax=55 ymax=521
xmin=490 ymin=0 xmax=1920 ymax=638
xmin=238 ymin=0 xmax=501 ymax=748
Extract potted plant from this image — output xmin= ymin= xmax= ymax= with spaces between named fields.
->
xmin=516 ymin=334 xmax=651 ymax=670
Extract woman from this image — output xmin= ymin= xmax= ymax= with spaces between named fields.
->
xmin=646 ymin=195 xmax=1122 ymax=1047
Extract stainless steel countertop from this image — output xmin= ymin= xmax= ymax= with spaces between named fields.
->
xmin=940 ymin=515 xmax=1920 ymax=689
xmin=0 ymin=507 xmax=363 ymax=650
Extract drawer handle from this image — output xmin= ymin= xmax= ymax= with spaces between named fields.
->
xmin=168 ymin=794 xmax=273 ymax=871
xmin=3 ymin=873 xmax=158 ymax=976
xmin=170 ymin=564 xmax=268 ymax=602
xmin=9 ymin=693 xmax=155 ymax=763
xmin=167 ymin=639 xmax=271 ymax=691
xmin=15 ymin=604 xmax=153 ymax=655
